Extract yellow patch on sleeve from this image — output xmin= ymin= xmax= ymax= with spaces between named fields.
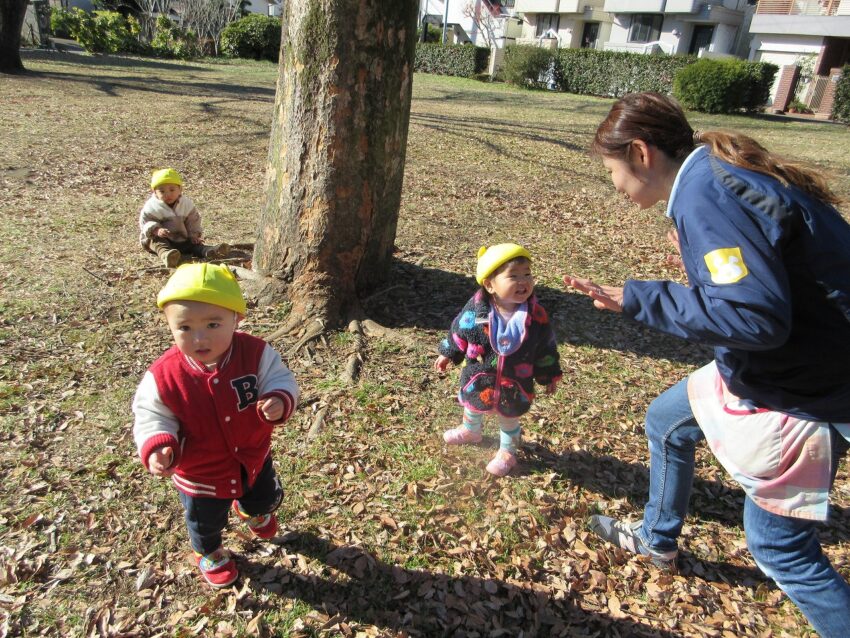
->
xmin=703 ymin=247 xmax=748 ymax=284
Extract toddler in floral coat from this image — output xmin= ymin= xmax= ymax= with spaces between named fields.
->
xmin=435 ymin=244 xmax=562 ymax=476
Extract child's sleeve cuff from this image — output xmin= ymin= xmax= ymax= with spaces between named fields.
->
xmin=140 ymin=434 xmax=180 ymax=470
xmin=258 ymin=390 xmax=295 ymax=425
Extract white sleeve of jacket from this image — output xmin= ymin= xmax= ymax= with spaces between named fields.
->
xmin=257 ymin=344 xmax=299 ymax=413
xmin=138 ymin=198 xmax=166 ymax=239
xmin=132 ymin=371 xmax=180 ymax=455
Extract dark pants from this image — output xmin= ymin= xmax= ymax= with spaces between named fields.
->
xmin=177 ymin=457 xmax=283 ymax=554
xmin=150 ymin=236 xmax=208 ymax=259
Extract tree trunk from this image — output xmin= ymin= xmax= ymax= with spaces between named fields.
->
xmin=0 ymin=0 xmax=29 ymax=74
xmin=254 ymin=0 xmax=418 ymax=328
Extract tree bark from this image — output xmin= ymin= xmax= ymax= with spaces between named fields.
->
xmin=254 ymin=0 xmax=418 ymax=328
xmin=0 ymin=0 xmax=29 ymax=74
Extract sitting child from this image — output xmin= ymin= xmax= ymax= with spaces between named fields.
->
xmin=132 ymin=263 xmax=299 ymax=588
xmin=435 ymin=243 xmax=562 ymax=476
xmin=138 ymin=168 xmax=229 ymax=268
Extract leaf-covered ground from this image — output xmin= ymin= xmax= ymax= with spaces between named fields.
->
xmin=2 ymin=50 xmax=850 ymax=637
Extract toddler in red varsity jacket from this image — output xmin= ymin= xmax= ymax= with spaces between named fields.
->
xmin=132 ymin=263 xmax=299 ymax=588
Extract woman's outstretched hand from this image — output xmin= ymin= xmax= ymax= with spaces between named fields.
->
xmin=666 ymin=228 xmax=685 ymax=273
xmin=563 ymin=275 xmax=624 ymax=313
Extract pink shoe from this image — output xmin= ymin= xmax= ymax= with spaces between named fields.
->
xmin=443 ymin=427 xmax=483 ymax=445
xmin=486 ymin=449 xmax=517 ymax=477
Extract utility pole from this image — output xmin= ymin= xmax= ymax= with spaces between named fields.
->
xmin=441 ymin=0 xmax=449 ymax=44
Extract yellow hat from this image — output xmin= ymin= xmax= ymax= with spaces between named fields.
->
xmin=150 ymin=168 xmax=183 ymax=190
xmin=476 ymin=243 xmax=532 ymax=284
xmin=157 ymin=263 xmax=247 ymax=314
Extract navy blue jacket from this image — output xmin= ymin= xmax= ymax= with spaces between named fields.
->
xmin=623 ymin=146 xmax=850 ymax=421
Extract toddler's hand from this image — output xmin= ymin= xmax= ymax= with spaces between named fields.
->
xmin=156 ymin=228 xmax=171 ymax=239
xmin=434 ymin=355 xmax=452 ymax=373
xmin=258 ymin=397 xmax=284 ymax=421
xmin=190 ymin=235 xmax=203 ymax=244
xmin=546 ymin=379 xmax=559 ymax=394
xmin=148 ymin=446 xmax=175 ymax=477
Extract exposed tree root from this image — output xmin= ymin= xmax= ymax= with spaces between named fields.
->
xmin=284 ymin=319 xmax=326 ymax=358
xmin=340 ymin=320 xmax=365 ymax=386
xmin=359 ymin=318 xmax=417 ymax=350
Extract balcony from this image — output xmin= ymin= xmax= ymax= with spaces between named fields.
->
xmin=665 ymin=0 xmax=701 ymax=11
xmin=755 ymin=0 xmax=849 ymax=15
xmin=603 ymin=1 xmax=665 ymax=12
xmin=751 ymin=0 xmax=850 ymax=35
xmin=513 ymin=0 xmax=560 ymax=12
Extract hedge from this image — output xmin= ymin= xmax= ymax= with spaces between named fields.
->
xmin=832 ymin=65 xmax=850 ymax=124
xmin=674 ymin=58 xmax=777 ymax=114
xmin=502 ymin=45 xmax=554 ymax=89
xmin=554 ymin=48 xmax=696 ymax=97
xmin=414 ymin=42 xmax=489 ymax=78
xmin=220 ymin=14 xmax=281 ymax=62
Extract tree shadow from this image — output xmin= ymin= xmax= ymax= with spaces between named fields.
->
xmin=24 ymin=68 xmax=275 ymax=102
xmin=21 ymin=48 xmax=207 ymax=72
xmin=241 ymin=531 xmax=681 ymax=637
xmin=364 ymin=259 xmax=712 ymax=366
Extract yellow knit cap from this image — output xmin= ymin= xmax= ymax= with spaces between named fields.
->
xmin=475 ymin=243 xmax=532 ymax=284
xmin=157 ymin=263 xmax=246 ymax=314
xmin=150 ymin=168 xmax=183 ymax=190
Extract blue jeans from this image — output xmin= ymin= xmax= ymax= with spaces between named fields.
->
xmin=639 ymin=378 xmax=850 ymax=638
xmin=177 ymin=457 xmax=282 ymax=554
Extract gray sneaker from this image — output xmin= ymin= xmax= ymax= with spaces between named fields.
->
xmin=162 ymin=249 xmax=181 ymax=268
xmin=588 ymin=515 xmax=678 ymax=570
xmin=204 ymin=243 xmax=230 ymax=259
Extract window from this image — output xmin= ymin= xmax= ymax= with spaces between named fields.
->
xmin=536 ymin=13 xmax=560 ymax=38
xmin=628 ymin=14 xmax=662 ymax=43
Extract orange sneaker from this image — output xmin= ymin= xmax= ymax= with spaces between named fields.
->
xmin=232 ymin=500 xmax=278 ymax=539
xmin=194 ymin=548 xmax=238 ymax=588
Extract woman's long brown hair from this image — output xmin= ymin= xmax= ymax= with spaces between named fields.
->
xmin=591 ymin=92 xmax=840 ymax=206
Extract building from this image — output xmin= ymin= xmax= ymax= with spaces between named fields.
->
xmin=513 ymin=1 xmax=612 ymax=50
xmin=748 ymin=0 xmax=850 ymax=114
xmin=419 ymin=0 xmax=524 ymax=47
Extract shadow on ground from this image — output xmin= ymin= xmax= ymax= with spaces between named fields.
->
xmin=242 ymin=531 xmax=682 ymax=637
xmin=364 ymin=258 xmax=712 ymax=366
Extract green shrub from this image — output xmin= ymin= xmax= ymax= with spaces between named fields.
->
xmin=416 ymin=24 xmax=441 ymax=44
xmin=502 ymin=45 xmax=554 ymax=89
xmin=150 ymin=15 xmax=200 ymax=60
xmin=831 ymin=65 xmax=850 ymax=124
xmin=555 ymin=48 xmax=696 ymax=97
xmin=219 ymin=14 xmax=281 ymax=61
xmin=739 ymin=60 xmax=778 ymax=112
xmin=414 ymin=42 xmax=489 ymax=78
xmin=674 ymin=58 xmax=776 ymax=114
xmin=68 ymin=9 xmax=141 ymax=55
xmin=49 ymin=7 xmax=76 ymax=39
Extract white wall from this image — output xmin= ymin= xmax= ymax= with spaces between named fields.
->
xmin=750 ymin=33 xmax=825 ymax=101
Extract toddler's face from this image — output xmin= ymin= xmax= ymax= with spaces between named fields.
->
xmin=484 ymin=259 xmax=534 ymax=310
xmin=163 ymin=300 xmax=239 ymax=367
xmin=154 ymin=183 xmax=183 ymax=206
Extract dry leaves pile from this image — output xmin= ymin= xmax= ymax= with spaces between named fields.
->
xmin=1 ymin=50 xmax=849 ymax=637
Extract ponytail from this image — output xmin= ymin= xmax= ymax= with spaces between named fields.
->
xmin=593 ymin=92 xmax=841 ymax=207
xmin=696 ymin=130 xmax=841 ymax=206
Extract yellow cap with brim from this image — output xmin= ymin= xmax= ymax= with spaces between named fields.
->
xmin=475 ymin=243 xmax=532 ymax=284
xmin=150 ymin=168 xmax=183 ymax=190
xmin=157 ymin=263 xmax=246 ymax=315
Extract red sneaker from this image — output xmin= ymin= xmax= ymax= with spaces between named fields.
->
xmin=232 ymin=500 xmax=278 ymax=539
xmin=194 ymin=548 xmax=238 ymax=588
